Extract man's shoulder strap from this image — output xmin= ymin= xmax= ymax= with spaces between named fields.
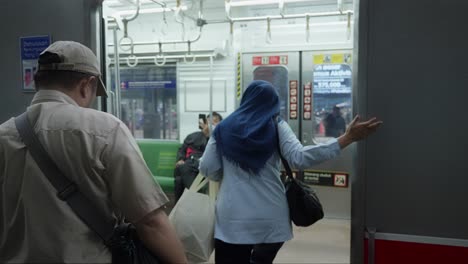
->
xmin=14 ymin=112 xmax=114 ymax=242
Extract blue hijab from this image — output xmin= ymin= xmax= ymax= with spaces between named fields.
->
xmin=213 ymin=80 xmax=280 ymax=174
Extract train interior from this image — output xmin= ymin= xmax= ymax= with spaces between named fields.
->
xmin=2 ymin=0 xmax=468 ymax=263
xmin=103 ymin=0 xmax=354 ymax=262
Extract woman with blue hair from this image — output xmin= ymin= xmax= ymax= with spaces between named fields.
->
xmin=199 ymin=80 xmax=382 ymax=263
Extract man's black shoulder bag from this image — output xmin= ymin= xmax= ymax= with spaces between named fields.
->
xmin=274 ymin=117 xmax=324 ymax=227
xmin=15 ymin=112 xmax=159 ymax=264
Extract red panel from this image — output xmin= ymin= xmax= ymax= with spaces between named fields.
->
xmin=269 ymin=56 xmax=280 ymax=64
xmin=252 ymin=56 xmax=262 ymax=65
xmin=252 ymin=55 xmax=288 ymax=65
xmin=364 ymin=238 xmax=468 ymax=264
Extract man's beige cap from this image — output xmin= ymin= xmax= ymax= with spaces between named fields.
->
xmin=38 ymin=41 xmax=107 ymax=97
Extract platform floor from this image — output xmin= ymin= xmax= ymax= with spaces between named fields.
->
xmin=274 ymin=218 xmax=350 ymax=263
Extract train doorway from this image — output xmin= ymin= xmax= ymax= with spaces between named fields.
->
xmin=242 ymin=50 xmax=353 ymax=219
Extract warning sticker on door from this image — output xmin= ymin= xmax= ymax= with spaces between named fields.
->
xmin=334 ymin=174 xmax=348 ymax=187
xmin=304 ymin=170 xmax=349 ymax=188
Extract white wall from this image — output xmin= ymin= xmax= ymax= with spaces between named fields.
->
xmin=177 ymin=58 xmax=235 ymax=140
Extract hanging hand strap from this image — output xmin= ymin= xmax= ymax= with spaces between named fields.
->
xmin=274 ymin=117 xmax=294 ymax=180
xmin=15 ymin=112 xmax=115 ymax=242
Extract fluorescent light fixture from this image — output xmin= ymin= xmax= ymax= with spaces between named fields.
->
xmin=117 ymin=5 xmax=188 ymax=16
xmin=230 ymin=0 xmax=317 ymax=7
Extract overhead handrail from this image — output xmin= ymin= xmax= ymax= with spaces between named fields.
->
xmin=338 ymin=0 xmax=344 ymax=14
xmin=119 ymin=0 xmax=140 ymax=52
xmin=224 ymin=0 xmax=352 ymax=23
xmin=161 ymin=9 xmax=169 ymax=36
xmin=112 ymin=0 xmax=205 ymax=51
xmin=125 ymin=30 xmax=139 ymax=67
xmin=154 ymin=54 xmax=167 ymax=66
xmin=154 ymin=42 xmax=166 ymax=66
xmin=110 ymin=53 xmax=217 ymax=66
xmin=123 ymin=0 xmax=140 ymax=22
xmin=198 ymin=0 xmax=204 ymax=20
xmin=279 ymin=0 xmax=285 ymax=18
xmin=119 ymin=20 xmax=133 ymax=52
xmin=112 ymin=25 xmax=203 ymax=47
xmin=223 ymin=0 xmax=353 ymax=44
xmin=183 ymin=54 xmax=196 ymax=64
xmin=229 ymin=21 xmax=234 ymax=46
xmin=183 ymin=41 xmax=196 ymax=64
xmin=225 ymin=0 xmax=232 ymax=20
xmin=265 ymin=17 xmax=272 ymax=44
xmin=127 ymin=54 xmax=139 ymax=67
xmin=226 ymin=10 xmax=353 ymax=23
xmin=151 ymin=0 xmax=169 ymax=36
xmin=174 ymin=0 xmax=185 ymax=40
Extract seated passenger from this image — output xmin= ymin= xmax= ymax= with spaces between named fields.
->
xmin=174 ymin=112 xmax=223 ymax=202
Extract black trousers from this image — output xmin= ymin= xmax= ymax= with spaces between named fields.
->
xmin=214 ymin=239 xmax=284 ymax=264
xmin=174 ymin=159 xmax=199 ymax=202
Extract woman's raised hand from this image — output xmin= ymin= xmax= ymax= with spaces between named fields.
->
xmin=338 ymin=115 xmax=383 ymax=149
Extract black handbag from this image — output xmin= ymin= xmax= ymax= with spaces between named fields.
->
xmin=15 ymin=112 xmax=159 ymax=264
xmin=275 ymin=118 xmax=324 ymax=227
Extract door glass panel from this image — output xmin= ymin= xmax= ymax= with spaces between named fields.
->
xmin=253 ymin=66 xmax=289 ymax=120
xmin=110 ymin=64 xmax=178 ymax=140
xmin=312 ymin=54 xmax=352 ymax=138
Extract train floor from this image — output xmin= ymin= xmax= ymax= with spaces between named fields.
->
xmin=205 ymin=218 xmax=350 ymax=264
xmin=165 ymin=194 xmax=351 ymax=264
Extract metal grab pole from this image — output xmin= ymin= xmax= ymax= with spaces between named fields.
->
xmin=113 ymin=28 xmax=122 ymax=119
xmin=209 ymin=56 xmax=213 ymax=130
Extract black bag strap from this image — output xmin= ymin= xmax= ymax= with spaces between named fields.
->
xmin=273 ymin=116 xmax=294 ymax=180
xmin=15 ymin=112 xmax=115 ymax=242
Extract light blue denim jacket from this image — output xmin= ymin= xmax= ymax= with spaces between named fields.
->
xmin=199 ymin=120 xmax=341 ymax=244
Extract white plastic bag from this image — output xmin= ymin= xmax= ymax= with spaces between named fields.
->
xmin=169 ymin=174 xmax=218 ymax=263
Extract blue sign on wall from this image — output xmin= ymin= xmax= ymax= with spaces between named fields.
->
xmin=20 ymin=36 xmax=50 ymax=60
xmin=112 ymin=65 xmax=177 ymax=90
xmin=20 ymin=35 xmax=51 ymax=91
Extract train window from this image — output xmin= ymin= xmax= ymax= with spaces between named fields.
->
xmin=312 ymin=54 xmax=353 ymax=138
xmin=110 ymin=64 xmax=178 ymax=140
xmin=253 ymin=66 xmax=289 ymax=120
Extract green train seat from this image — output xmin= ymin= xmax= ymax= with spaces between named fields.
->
xmin=136 ymin=139 xmax=181 ymax=193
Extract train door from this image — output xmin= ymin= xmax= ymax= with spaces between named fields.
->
xmin=242 ymin=52 xmax=300 ymax=136
xmin=242 ymin=50 xmax=353 ymax=219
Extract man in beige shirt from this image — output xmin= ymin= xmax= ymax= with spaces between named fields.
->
xmin=0 ymin=41 xmax=187 ymax=263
